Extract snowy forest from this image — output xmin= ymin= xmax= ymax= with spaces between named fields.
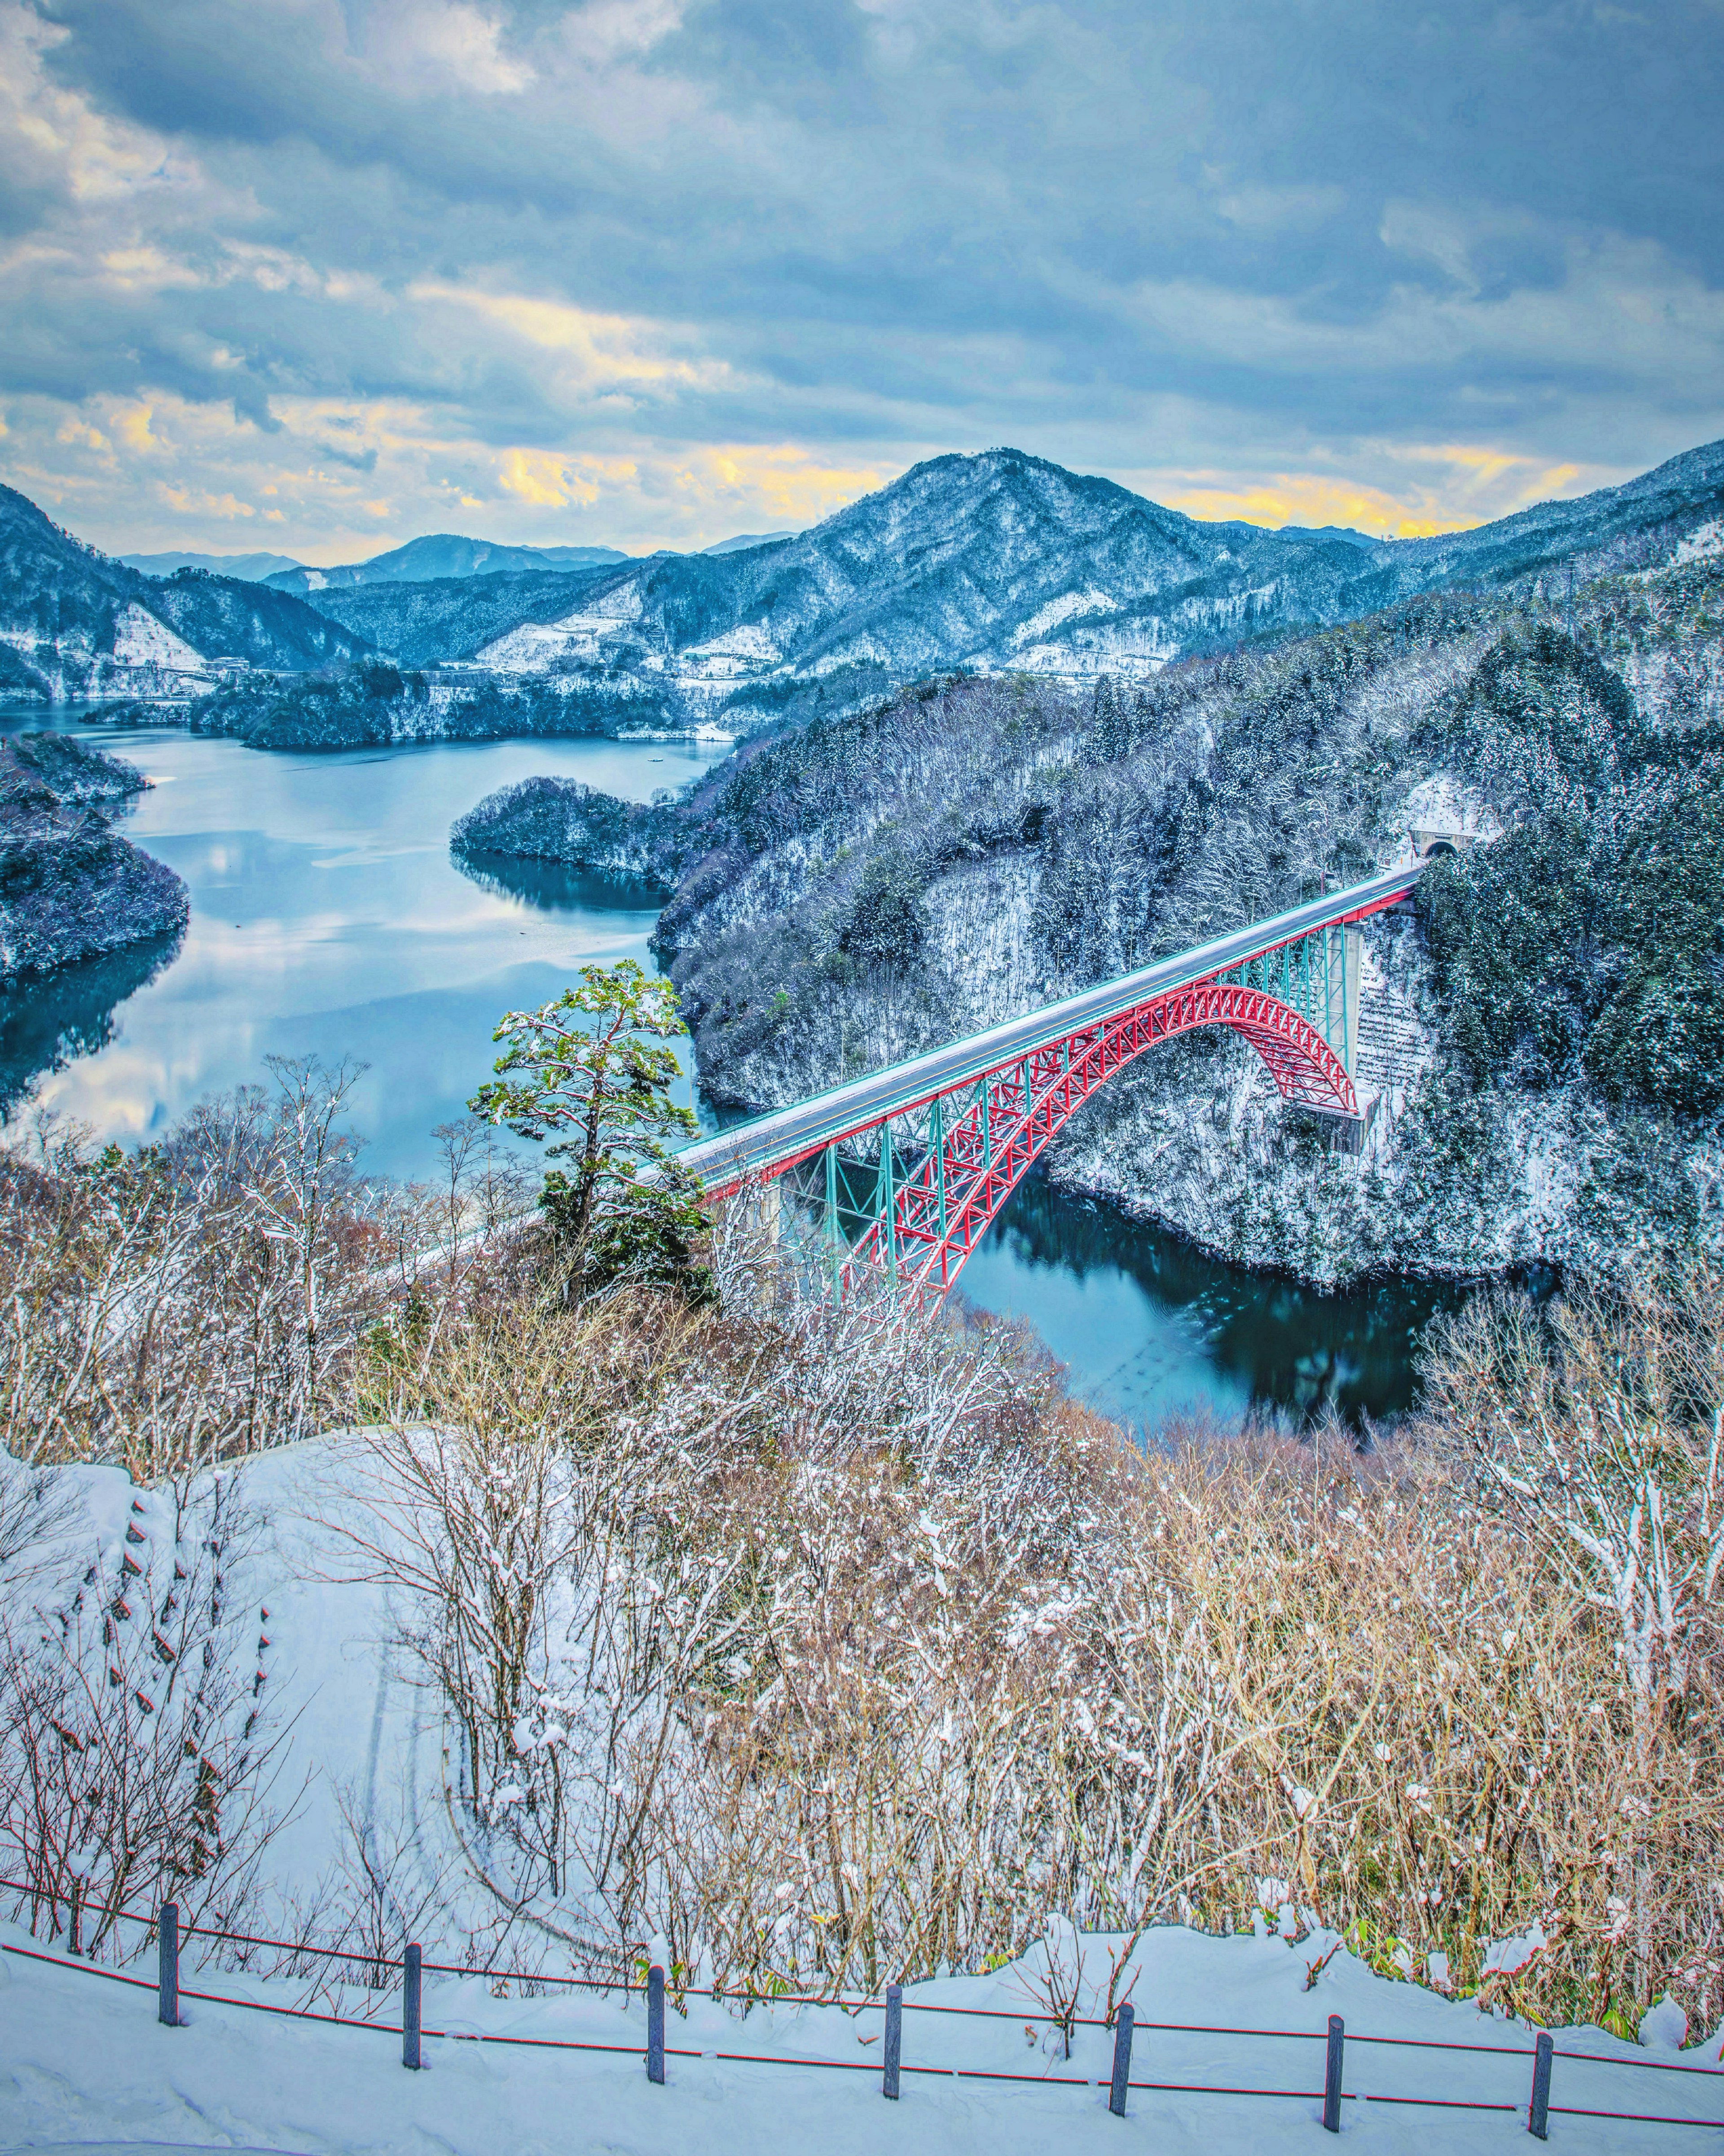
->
xmin=596 ymin=556 xmax=1724 ymax=1284
xmin=5 ymin=508 xmax=1724 ymax=2122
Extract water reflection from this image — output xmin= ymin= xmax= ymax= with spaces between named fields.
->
xmin=958 ymin=1168 xmax=1490 ymax=1432
xmin=453 ymin=847 xmax=667 ymax=917
xmin=0 ymin=717 xmax=724 ymax=1177
xmin=0 ymin=930 xmax=186 ymax=1117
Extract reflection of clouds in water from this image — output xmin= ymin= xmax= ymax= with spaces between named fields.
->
xmin=0 ymin=930 xmax=187 ymax=1122
xmin=0 ymin=728 xmax=723 ymax=1175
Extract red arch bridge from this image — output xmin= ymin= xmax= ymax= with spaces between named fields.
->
xmin=676 ymin=862 xmax=1425 ymax=1304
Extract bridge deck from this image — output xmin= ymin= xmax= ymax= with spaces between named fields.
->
xmin=678 ymin=861 xmax=1424 ymax=1194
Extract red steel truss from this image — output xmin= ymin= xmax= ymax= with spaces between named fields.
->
xmin=837 ymin=978 xmax=1356 ymax=1301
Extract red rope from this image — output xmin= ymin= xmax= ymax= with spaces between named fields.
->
xmin=8 ymin=1874 xmax=1723 ymax=2097
xmin=8 ymin=1942 xmax=1723 ymax=2125
xmin=1128 ymin=2080 xmax=1328 ymax=2101
xmin=1551 ymin=2104 xmax=1724 ymax=2129
xmin=0 ymin=1940 xmax=154 ymax=1990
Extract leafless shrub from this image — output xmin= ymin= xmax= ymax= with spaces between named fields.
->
xmin=0 ymin=1468 xmax=294 ymax=1962
xmin=0 ymin=1068 xmax=530 ymax=1477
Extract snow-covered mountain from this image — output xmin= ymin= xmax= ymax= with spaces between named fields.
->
xmin=703 ymin=529 xmax=798 ymax=554
xmin=265 ymin=531 xmax=628 ymax=595
xmin=0 ymin=485 xmax=369 ymax=701
xmin=123 ymin=548 xmax=303 ymax=582
xmin=423 ymin=441 xmax=1724 ymax=732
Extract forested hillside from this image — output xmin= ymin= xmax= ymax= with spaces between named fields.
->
xmin=260 ymin=562 xmax=631 ymax=669
xmin=460 ymin=555 xmax=1724 ymax=1284
xmin=276 ymin=436 xmax=1724 ymax=741
xmin=0 ymin=484 xmax=367 ymax=699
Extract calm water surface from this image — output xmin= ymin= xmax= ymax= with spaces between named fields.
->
xmin=961 ymin=1171 xmax=1478 ymax=1431
xmin=3 ymin=709 xmax=1468 ymax=1425
xmin=0 ymin=710 xmax=722 ymax=1175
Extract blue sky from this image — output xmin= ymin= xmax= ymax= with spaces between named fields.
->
xmin=2 ymin=0 xmax=1720 ymax=560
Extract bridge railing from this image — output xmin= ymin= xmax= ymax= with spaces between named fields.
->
xmin=679 ymin=863 xmax=1423 ymax=1195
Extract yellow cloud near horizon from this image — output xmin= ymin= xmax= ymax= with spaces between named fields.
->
xmin=1146 ymin=448 xmax=1595 ymax=539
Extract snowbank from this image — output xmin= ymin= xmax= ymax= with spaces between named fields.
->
xmin=3 ymin=1443 xmax=1721 ymax=2153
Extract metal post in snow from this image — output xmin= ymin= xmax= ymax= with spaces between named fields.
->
xmin=647 ymin=1962 xmax=666 ymax=2085
xmin=1108 ymin=2003 xmax=1135 ymax=2117
xmin=881 ymin=1126 xmax=897 ymax=1284
xmin=1527 ymin=2031 xmax=1553 ymax=2140
xmin=1341 ymin=926 xmax=1351 ymax=1073
xmin=824 ymin=1142 xmax=839 ymax=1305
xmin=1323 ymin=2014 xmax=1344 ymax=2133
xmin=883 ymin=1982 xmax=902 ymax=2100
xmin=403 ymin=1941 xmax=422 ymax=2069
xmin=157 ymin=1901 xmax=180 ymax=2027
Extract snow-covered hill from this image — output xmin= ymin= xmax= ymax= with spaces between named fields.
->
xmin=0 ymin=485 xmax=369 ymax=702
xmin=4 ymin=1442 xmax=1719 ymax=2156
xmin=368 ymin=437 xmax=1720 ymax=734
xmin=265 ymin=532 xmax=628 ymax=595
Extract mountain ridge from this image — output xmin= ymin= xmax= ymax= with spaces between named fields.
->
xmin=0 ymin=484 xmax=369 ymax=700
xmin=6 ymin=436 xmax=1723 ymax=723
xmin=436 ymin=438 xmax=1724 ymax=732
xmin=264 ymin=532 xmax=629 ymax=595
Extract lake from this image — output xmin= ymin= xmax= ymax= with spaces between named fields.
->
xmin=3 ymin=710 xmax=1473 ymax=1426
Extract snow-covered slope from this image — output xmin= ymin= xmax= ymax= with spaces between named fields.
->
xmin=3 ymin=1443 xmax=1719 ymax=2156
xmin=415 ymin=439 xmax=1724 ymax=735
xmin=0 ymin=484 xmax=369 ymax=702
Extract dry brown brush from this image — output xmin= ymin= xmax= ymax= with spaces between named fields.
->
xmin=342 ymin=1214 xmax=1724 ymax=2038
xmin=0 ymin=1066 xmax=530 ymax=1478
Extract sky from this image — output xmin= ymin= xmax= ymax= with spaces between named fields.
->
xmin=1 ymin=0 xmax=1721 ymax=563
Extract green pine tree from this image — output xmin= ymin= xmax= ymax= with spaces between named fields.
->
xmin=470 ymin=960 xmax=707 ymax=1295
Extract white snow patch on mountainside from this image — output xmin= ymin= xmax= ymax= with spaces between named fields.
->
xmin=111 ymin=602 xmax=205 ymax=671
xmin=1673 ymin=518 xmax=1724 ymax=566
xmin=1010 ymin=588 xmax=1124 ymax=644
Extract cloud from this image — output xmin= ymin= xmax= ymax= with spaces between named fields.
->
xmin=0 ymin=0 xmax=1718 ymax=555
xmin=1145 ymin=446 xmax=1597 ymax=540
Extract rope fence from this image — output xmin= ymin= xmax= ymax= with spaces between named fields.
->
xmin=4 ymin=1881 xmax=1722 ymax=2141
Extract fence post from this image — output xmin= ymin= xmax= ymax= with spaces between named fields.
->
xmin=1108 ymin=2002 xmax=1135 ymax=2117
xmin=1527 ymin=2031 xmax=1552 ymax=2140
xmin=647 ymin=1963 xmax=665 ymax=2085
xmin=157 ymin=1902 xmax=179 ymax=2027
xmin=403 ymin=1942 xmax=422 ymax=2070
xmin=1323 ymin=2014 xmax=1344 ymax=2133
xmin=882 ymin=1982 xmax=902 ymax=2100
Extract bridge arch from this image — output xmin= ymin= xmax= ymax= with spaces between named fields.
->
xmin=813 ymin=980 xmax=1355 ymax=1302
xmin=680 ymin=862 xmax=1425 ymax=1308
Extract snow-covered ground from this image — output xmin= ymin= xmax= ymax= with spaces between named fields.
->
xmin=7 ymin=1900 xmax=1722 ymax=2153
xmin=4 ymin=1445 xmax=1721 ymax=2155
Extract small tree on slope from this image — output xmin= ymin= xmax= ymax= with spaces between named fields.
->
xmin=471 ymin=960 xmax=706 ymax=1296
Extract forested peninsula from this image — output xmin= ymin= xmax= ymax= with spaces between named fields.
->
xmin=0 ymin=734 xmax=187 ymax=983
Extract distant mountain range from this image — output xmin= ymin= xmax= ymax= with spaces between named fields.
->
xmin=4 ymin=443 xmax=1721 ymax=720
xmin=122 ymin=529 xmax=796 ymax=598
xmin=702 ymin=530 xmax=796 ymax=555
xmin=0 ymin=486 xmax=367 ymax=701
xmin=405 ymin=439 xmax=1724 ymax=732
xmin=123 ymin=549 xmax=303 ymax=582
xmin=263 ymin=532 xmax=630 ymax=596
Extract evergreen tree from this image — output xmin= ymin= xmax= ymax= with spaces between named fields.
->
xmin=471 ymin=961 xmax=706 ymax=1294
